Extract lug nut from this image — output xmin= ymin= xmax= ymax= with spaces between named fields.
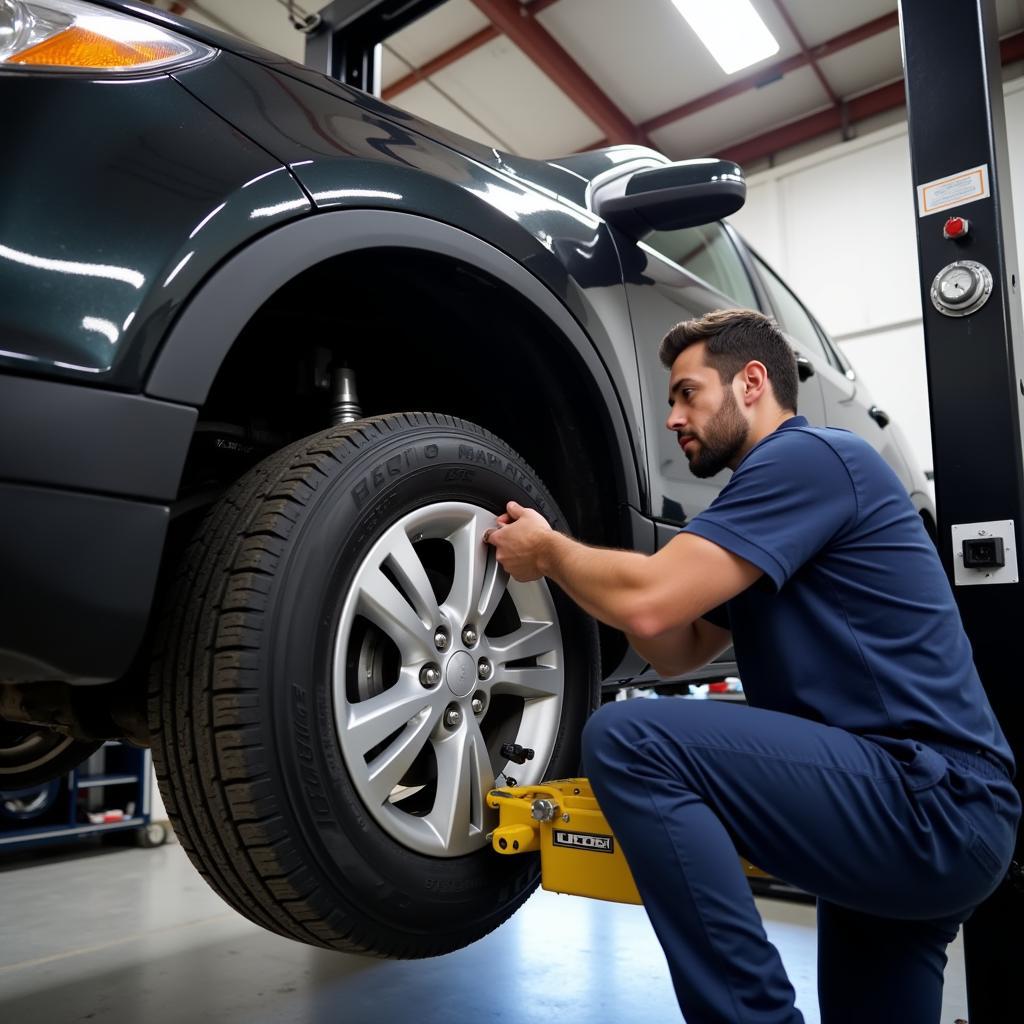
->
xmin=471 ymin=696 xmax=485 ymax=715
xmin=434 ymin=628 xmax=450 ymax=652
xmin=420 ymin=664 xmax=441 ymax=688
xmin=445 ymin=707 xmax=463 ymax=728
xmin=478 ymin=658 xmax=492 ymax=680
xmin=462 ymin=625 xmax=478 ymax=647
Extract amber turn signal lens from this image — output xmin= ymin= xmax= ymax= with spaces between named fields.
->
xmin=9 ymin=25 xmax=183 ymax=68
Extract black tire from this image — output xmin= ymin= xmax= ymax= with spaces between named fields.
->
xmin=0 ymin=721 xmax=100 ymax=789
xmin=148 ymin=413 xmax=599 ymax=956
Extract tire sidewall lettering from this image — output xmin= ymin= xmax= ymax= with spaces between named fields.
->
xmin=350 ymin=443 xmax=440 ymax=511
xmin=350 ymin=441 xmax=550 ymax=521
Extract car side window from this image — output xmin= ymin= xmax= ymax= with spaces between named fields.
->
xmin=644 ymin=223 xmax=758 ymax=309
xmin=812 ymin=315 xmax=855 ymax=378
xmin=753 ymin=254 xmax=832 ymax=364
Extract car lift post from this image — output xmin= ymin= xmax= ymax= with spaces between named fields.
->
xmin=899 ymin=1 xmax=1024 ymax=1018
xmin=306 ymin=0 xmax=448 ymax=93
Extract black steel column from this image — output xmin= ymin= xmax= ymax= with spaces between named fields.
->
xmin=900 ymin=1 xmax=1024 ymax=1019
xmin=307 ymin=0 xmax=447 ymax=90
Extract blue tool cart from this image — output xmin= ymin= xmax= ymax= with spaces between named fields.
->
xmin=0 ymin=742 xmax=168 ymax=852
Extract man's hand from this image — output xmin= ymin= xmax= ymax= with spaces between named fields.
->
xmin=483 ymin=501 xmax=553 ymax=581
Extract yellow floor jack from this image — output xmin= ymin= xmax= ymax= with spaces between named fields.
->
xmin=488 ymin=777 xmax=644 ymax=904
xmin=487 ymin=747 xmax=770 ymax=905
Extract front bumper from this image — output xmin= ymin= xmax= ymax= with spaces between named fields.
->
xmin=0 ymin=374 xmax=195 ymax=683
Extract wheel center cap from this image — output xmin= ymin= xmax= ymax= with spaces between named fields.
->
xmin=445 ymin=651 xmax=475 ymax=697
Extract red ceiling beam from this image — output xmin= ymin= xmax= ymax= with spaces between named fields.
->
xmin=142 ymin=0 xmax=193 ymax=14
xmin=809 ymin=10 xmax=900 ymax=58
xmin=468 ymin=0 xmax=646 ymax=145
xmin=382 ymin=0 xmax=563 ymax=100
xmin=770 ymin=0 xmax=840 ymax=108
xmin=383 ymin=24 xmax=500 ymax=98
xmin=642 ymin=11 xmax=899 ymax=134
xmin=721 ymin=81 xmax=905 ymax=166
xmin=719 ymin=29 xmax=1024 ymax=167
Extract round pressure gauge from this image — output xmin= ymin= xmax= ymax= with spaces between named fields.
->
xmin=930 ymin=260 xmax=993 ymax=317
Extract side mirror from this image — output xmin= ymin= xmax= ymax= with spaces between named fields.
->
xmin=593 ymin=158 xmax=746 ymax=239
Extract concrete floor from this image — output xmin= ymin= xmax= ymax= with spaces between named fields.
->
xmin=0 ymin=837 xmax=968 ymax=1024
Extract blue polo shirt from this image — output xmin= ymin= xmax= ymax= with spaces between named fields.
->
xmin=685 ymin=416 xmax=1013 ymax=776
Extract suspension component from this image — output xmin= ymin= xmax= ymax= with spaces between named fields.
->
xmin=330 ymin=366 xmax=362 ymax=425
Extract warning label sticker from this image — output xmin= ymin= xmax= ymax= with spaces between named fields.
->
xmin=917 ymin=165 xmax=990 ymax=217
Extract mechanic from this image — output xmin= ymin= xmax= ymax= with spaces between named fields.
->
xmin=483 ymin=308 xmax=1020 ymax=1024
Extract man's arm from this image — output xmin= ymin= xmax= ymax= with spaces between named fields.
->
xmin=484 ymin=502 xmax=762 ymax=638
xmin=626 ymin=617 xmax=733 ymax=679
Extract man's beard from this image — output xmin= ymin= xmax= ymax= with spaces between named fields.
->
xmin=683 ymin=388 xmax=749 ymax=479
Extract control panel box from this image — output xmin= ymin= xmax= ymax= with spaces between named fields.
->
xmin=951 ymin=520 xmax=1018 ymax=586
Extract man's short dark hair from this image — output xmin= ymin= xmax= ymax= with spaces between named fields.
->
xmin=659 ymin=309 xmax=799 ymax=413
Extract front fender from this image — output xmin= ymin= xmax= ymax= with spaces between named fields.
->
xmin=145 ymin=208 xmax=642 ymax=510
xmin=0 ymin=69 xmax=311 ymax=388
xmin=170 ymin=53 xmax=648 ymax=503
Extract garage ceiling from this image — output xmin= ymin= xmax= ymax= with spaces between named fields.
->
xmin=154 ymin=0 xmax=1024 ymax=164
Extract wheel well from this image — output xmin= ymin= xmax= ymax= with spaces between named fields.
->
xmin=169 ymin=248 xmax=633 ymax=673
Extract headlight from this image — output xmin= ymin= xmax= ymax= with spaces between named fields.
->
xmin=0 ymin=0 xmax=214 ymax=73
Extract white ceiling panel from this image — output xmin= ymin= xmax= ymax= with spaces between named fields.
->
xmin=996 ymin=0 xmax=1024 ymax=35
xmin=817 ymin=29 xmax=902 ymax=100
xmin=774 ymin=0 xmax=896 ymax=50
xmin=385 ymin=80 xmax=505 ymax=149
xmin=429 ymin=35 xmax=602 ymax=156
xmin=649 ymin=64 xmax=827 ymax=159
xmin=185 ymin=0 xmax=306 ymax=61
xmin=382 ymin=0 xmax=492 ymax=88
xmin=536 ymin=0 xmax=802 ymax=125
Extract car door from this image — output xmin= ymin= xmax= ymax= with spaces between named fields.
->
xmin=616 ymin=221 xmax=828 ymax=533
xmin=749 ymin=251 xmax=914 ymax=491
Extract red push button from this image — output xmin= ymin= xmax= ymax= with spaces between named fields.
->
xmin=944 ymin=216 xmax=970 ymax=239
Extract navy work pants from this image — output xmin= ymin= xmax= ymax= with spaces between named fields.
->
xmin=581 ymin=699 xmax=1020 ymax=1023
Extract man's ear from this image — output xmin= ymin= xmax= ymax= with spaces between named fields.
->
xmin=739 ymin=360 xmax=769 ymax=405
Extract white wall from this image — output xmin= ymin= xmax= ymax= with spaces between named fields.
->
xmin=729 ymin=76 xmax=1024 ymax=478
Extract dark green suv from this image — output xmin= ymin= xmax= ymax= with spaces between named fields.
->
xmin=0 ymin=0 xmax=935 ymax=957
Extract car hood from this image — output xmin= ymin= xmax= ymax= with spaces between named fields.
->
xmin=93 ymin=1 xmax=661 ymax=212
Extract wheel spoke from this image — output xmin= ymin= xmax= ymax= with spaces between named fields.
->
xmin=345 ymin=676 xmax=437 ymax=762
xmin=425 ymin=716 xmax=492 ymax=849
xmin=444 ymin=516 xmax=491 ymax=627
xmin=385 ymin=531 xmax=442 ymax=627
xmin=363 ymin=707 xmax=438 ymax=807
xmin=492 ymin=665 xmax=563 ymax=701
xmin=476 ymin=550 xmax=509 ymax=633
xmin=489 ymin=619 xmax=558 ymax=663
xmin=358 ymin=568 xmax=434 ymax=661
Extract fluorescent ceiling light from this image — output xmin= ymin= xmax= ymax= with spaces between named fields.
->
xmin=671 ymin=0 xmax=780 ymax=75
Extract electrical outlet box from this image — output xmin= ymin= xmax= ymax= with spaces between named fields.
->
xmin=951 ymin=520 xmax=1018 ymax=586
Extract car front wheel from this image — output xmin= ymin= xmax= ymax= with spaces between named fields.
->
xmin=148 ymin=413 xmax=599 ymax=956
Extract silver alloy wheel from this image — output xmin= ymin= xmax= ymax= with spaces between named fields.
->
xmin=333 ymin=502 xmax=563 ymax=858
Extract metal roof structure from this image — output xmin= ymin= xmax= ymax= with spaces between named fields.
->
xmin=153 ymin=0 xmax=1024 ymax=165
